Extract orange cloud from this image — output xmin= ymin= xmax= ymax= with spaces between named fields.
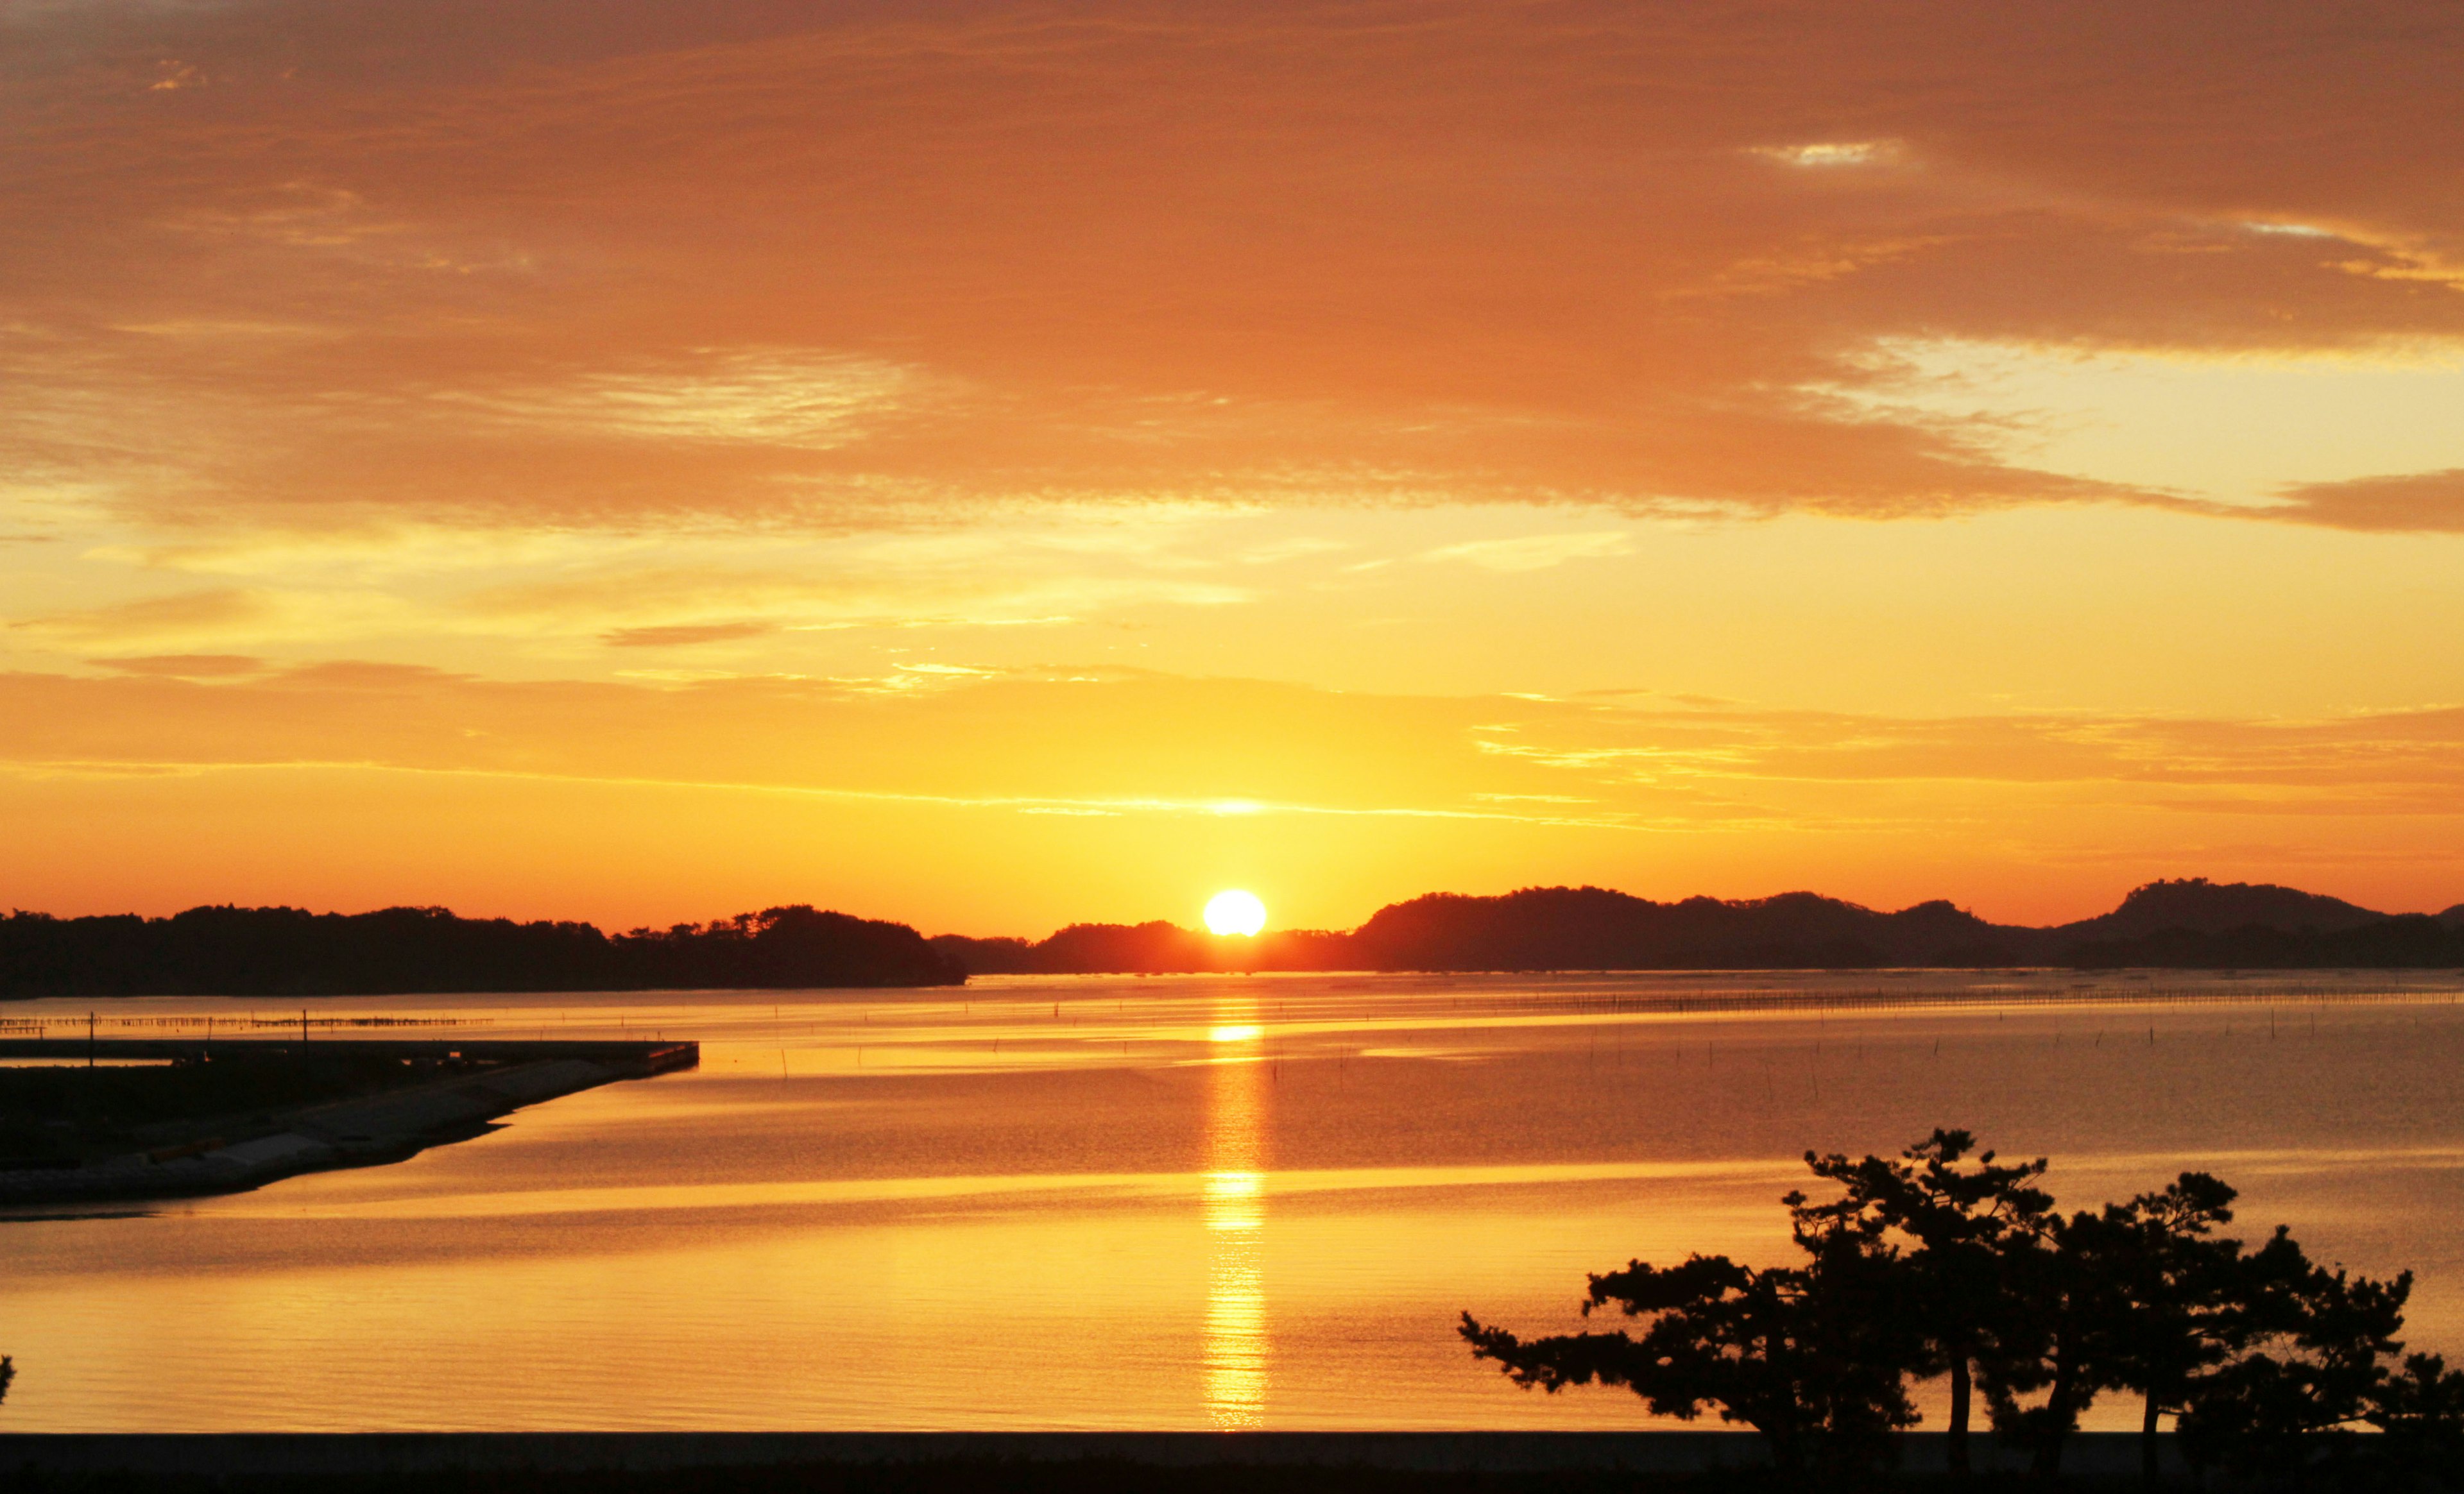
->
xmin=4 ymin=3 xmax=2458 ymax=531
xmin=2268 ymin=468 xmax=2464 ymax=532
xmin=89 ymin=654 xmax=267 ymax=677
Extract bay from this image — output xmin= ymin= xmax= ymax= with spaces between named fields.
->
xmin=4 ymin=970 xmax=2462 ymax=1432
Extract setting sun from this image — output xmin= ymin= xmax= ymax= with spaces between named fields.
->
xmin=1204 ymin=890 xmax=1268 ymax=938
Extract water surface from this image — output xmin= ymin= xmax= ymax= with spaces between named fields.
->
xmin=5 ymin=971 xmax=2462 ymax=1431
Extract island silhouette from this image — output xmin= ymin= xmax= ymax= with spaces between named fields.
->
xmin=934 ymin=878 xmax=2464 ymax=977
xmin=6 ymin=878 xmax=2459 ymax=996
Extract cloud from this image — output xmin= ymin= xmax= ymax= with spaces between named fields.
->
xmin=5 ymin=3 xmax=2459 ymax=534
xmin=6 ymin=664 xmax=2460 ymax=924
xmin=1416 ymin=532 xmax=1634 ymax=571
xmin=429 ymin=352 xmax=918 ymax=451
xmin=89 ymin=653 xmax=265 ymax=677
xmin=270 ymin=661 xmax=469 ymax=691
xmin=2266 ymin=469 xmax=2464 ymax=532
xmin=459 ymin=553 xmax=1255 ymax=642
xmin=8 ymin=588 xmax=271 ymax=645
xmin=6 ymin=663 xmax=2462 ymax=819
xmin=601 ymin=621 xmax=779 ymax=649
xmin=1750 ymin=140 xmax=1903 ymax=169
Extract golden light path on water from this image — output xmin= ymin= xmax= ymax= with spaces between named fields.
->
xmin=1204 ymin=1000 xmax=1269 ymax=1427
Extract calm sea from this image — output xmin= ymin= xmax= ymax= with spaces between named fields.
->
xmin=4 ymin=971 xmax=2463 ymax=1432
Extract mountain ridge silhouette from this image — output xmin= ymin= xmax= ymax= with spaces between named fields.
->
xmin=935 ymin=878 xmax=2464 ymax=975
xmin=6 ymin=879 xmax=2453 ymax=995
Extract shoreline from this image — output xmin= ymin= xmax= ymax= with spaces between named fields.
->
xmin=0 ymin=1039 xmax=697 ymax=1209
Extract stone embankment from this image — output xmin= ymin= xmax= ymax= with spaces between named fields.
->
xmin=0 ymin=1430 xmax=2198 ymax=1481
xmin=0 ymin=1038 xmax=696 ymax=1206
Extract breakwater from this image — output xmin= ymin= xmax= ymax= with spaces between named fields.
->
xmin=0 ymin=1430 xmax=2195 ymax=1479
xmin=0 ymin=1038 xmax=696 ymax=1207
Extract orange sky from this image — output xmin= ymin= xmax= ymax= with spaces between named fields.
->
xmin=5 ymin=1 xmax=2463 ymax=934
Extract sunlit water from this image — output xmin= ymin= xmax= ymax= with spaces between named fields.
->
xmin=5 ymin=970 xmax=2464 ymax=1432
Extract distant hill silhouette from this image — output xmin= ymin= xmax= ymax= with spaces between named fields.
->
xmin=1352 ymin=887 xmax=2038 ymax=969
xmin=2053 ymin=878 xmax=2388 ymax=940
xmin=2046 ymin=877 xmax=2450 ymax=969
xmin=934 ymin=878 xmax=2464 ymax=976
xmin=15 ymin=879 xmax=2458 ymax=994
xmin=0 ymin=904 xmax=963 ymax=997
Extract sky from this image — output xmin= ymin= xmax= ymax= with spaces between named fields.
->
xmin=6 ymin=0 xmax=2464 ymax=936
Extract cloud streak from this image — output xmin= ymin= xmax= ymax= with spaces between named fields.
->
xmin=8 ymin=663 xmax=2463 ymax=810
xmin=4 ymin=664 xmax=2458 ymax=924
xmin=2268 ymin=469 xmax=2464 ymax=532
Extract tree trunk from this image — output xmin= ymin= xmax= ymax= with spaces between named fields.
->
xmin=1948 ymin=1356 xmax=1972 ymax=1475
xmin=1756 ymin=1421 xmax=1804 ymax=1475
xmin=2032 ymin=1349 xmax=2080 ymax=1477
xmin=2141 ymin=1392 xmax=2161 ymax=1486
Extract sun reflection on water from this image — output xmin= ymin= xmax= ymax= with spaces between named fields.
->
xmin=1202 ymin=1003 xmax=1267 ymax=1427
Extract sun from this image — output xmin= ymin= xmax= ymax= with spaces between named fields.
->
xmin=1203 ymin=889 xmax=1267 ymax=937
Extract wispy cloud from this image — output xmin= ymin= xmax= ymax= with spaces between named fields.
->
xmin=1416 ymin=532 xmax=1634 ymax=572
xmin=89 ymin=653 xmax=266 ymax=677
xmin=8 ymin=588 xmax=273 ymax=645
xmin=430 ymin=352 xmax=918 ymax=450
xmin=601 ymin=621 xmax=778 ymax=649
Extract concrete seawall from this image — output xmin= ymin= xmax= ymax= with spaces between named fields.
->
xmin=0 ymin=1039 xmax=696 ymax=1207
xmin=0 ymin=1430 xmax=2200 ymax=1479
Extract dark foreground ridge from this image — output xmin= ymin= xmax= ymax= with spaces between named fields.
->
xmin=0 ymin=1430 xmax=2220 ymax=1488
xmin=935 ymin=878 xmax=2464 ymax=975
xmin=0 ymin=904 xmax=965 ymax=998
xmin=0 ymin=1038 xmax=697 ymax=1205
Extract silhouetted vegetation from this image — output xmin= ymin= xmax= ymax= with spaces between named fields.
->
xmin=0 ymin=904 xmax=963 ymax=998
xmin=1465 ymin=1130 xmax=2464 ymax=1486
xmin=932 ymin=879 xmax=2464 ymax=975
xmin=2064 ymin=914 xmax=2464 ymax=969
xmin=1788 ymin=1133 xmax=2055 ymax=1475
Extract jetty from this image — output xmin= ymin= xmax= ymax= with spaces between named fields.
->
xmin=0 ymin=1037 xmax=696 ymax=1207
